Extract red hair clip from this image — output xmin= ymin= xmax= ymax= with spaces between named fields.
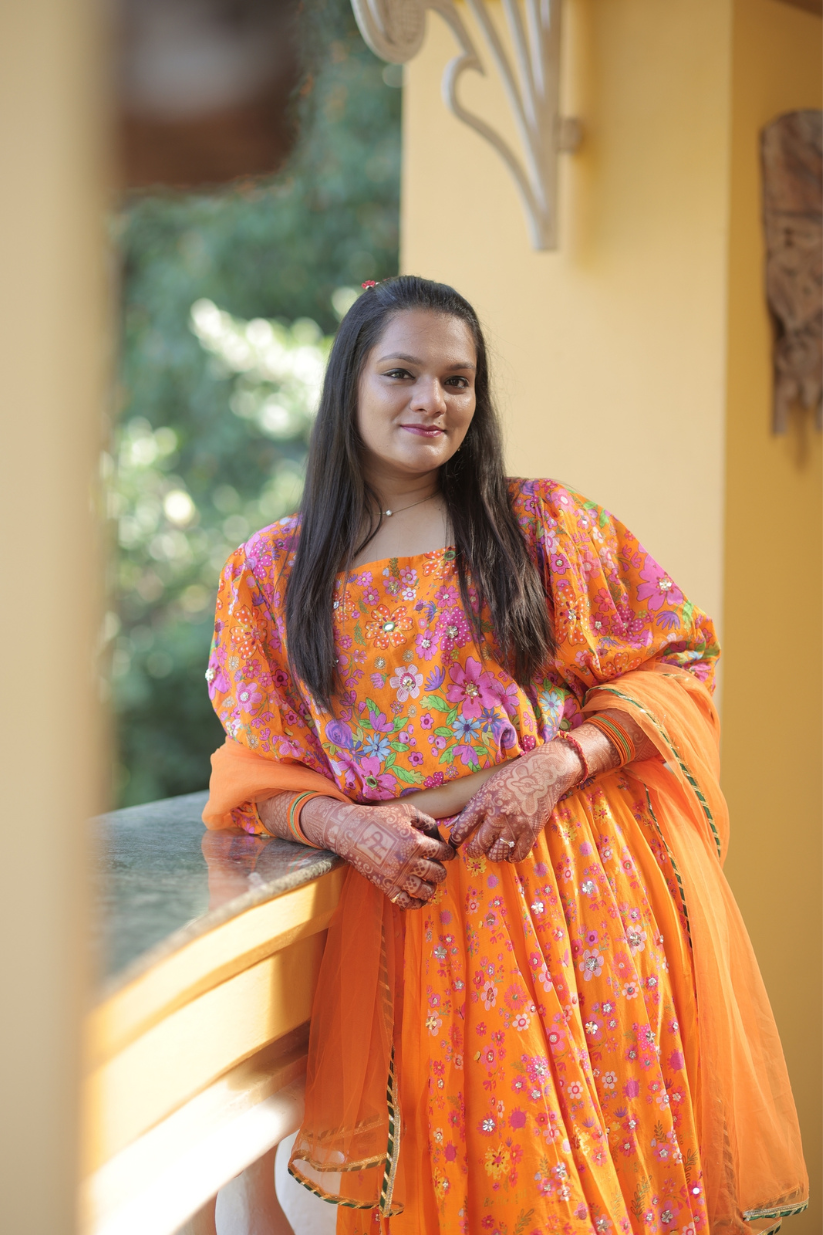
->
xmin=361 ymin=280 xmax=378 ymax=289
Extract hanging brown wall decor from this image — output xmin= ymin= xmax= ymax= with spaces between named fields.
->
xmin=761 ymin=109 xmax=822 ymax=433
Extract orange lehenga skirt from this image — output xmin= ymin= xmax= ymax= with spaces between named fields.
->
xmin=384 ymin=768 xmax=703 ymax=1235
xmin=205 ymin=668 xmax=808 ymax=1235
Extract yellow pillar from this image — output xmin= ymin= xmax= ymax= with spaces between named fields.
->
xmin=722 ymin=5 xmax=822 ymax=1234
xmin=0 ymin=1 xmax=108 ymax=1229
xmin=401 ymin=0 xmax=821 ymax=1228
xmin=403 ymin=0 xmax=734 ymax=620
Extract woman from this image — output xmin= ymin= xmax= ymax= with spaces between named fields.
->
xmin=204 ymin=276 xmax=807 ymax=1234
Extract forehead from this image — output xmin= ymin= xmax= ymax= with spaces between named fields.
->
xmin=372 ymin=308 xmax=476 ymax=363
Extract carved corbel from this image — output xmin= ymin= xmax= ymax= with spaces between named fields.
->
xmin=350 ymin=0 xmax=581 ymax=250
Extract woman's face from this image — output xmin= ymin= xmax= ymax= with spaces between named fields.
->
xmin=357 ymin=308 xmax=477 ymax=480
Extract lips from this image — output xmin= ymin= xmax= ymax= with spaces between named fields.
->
xmin=400 ymin=424 xmax=445 ymax=437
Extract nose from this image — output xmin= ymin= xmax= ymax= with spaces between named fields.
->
xmin=410 ymin=374 xmax=447 ymax=417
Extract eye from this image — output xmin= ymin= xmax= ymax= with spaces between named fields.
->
xmin=382 ymin=367 xmax=413 ymax=380
xmin=445 ymin=376 xmax=470 ymax=388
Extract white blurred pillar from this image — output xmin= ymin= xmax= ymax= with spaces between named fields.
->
xmin=274 ymin=1135 xmax=337 ymax=1235
xmin=177 ymin=1136 xmax=338 ymax=1235
xmin=215 ymin=1148 xmax=294 ymax=1235
xmin=179 ymin=1200 xmax=218 ymax=1235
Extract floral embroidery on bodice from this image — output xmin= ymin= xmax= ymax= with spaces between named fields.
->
xmin=325 ymin=548 xmax=541 ymax=801
xmin=207 ymin=479 xmax=718 ymax=810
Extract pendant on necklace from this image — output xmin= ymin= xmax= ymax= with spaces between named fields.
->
xmin=385 ymin=509 xmax=393 ymax=516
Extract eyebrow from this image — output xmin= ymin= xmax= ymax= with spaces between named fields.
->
xmin=377 ymin=352 xmax=476 ymax=372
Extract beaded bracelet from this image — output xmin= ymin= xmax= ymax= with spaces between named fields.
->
xmin=555 ymin=730 xmax=591 ymax=781
xmin=286 ymin=791 xmax=324 ymax=848
xmin=586 ymin=714 xmax=637 ymax=767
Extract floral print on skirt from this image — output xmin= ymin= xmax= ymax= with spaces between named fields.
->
xmin=342 ymin=771 xmax=707 ymax=1235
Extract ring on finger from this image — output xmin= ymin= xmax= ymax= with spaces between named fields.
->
xmin=389 ymin=890 xmax=404 ymax=904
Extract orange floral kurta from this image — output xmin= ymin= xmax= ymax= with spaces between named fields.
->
xmin=208 ymin=479 xmax=720 ymax=1234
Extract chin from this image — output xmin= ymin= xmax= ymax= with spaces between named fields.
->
xmin=397 ymin=449 xmax=448 ymax=472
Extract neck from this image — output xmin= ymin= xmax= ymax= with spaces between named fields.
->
xmin=366 ymin=468 xmax=441 ymax=513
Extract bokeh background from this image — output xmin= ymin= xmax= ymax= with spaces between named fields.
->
xmin=109 ymin=0 xmax=401 ymax=806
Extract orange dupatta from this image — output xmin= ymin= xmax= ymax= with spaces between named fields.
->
xmin=204 ymin=739 xmax=408 ymax=1217
xmin=584 ymin=665 xmax=808 ymax=1233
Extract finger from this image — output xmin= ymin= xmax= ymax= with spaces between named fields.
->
xmin=510 ymin=828 xmax=537 ymax=863
xmin=385 ymin=887 xmax=424 ymax=911
xmin=408 ymin=809 xmax=441 ymax=838
xmin=464 ymin=817 xmax=504 ymax=857
xmin=415 ymin=831 xmax=457 ymax=863
xmin=448 ymin=801 xmax=482 ymax=848
xmin=409 ymin=856 xmax=449 ymax=885
xmin=415 ymin=819 xmax=443 ymax=840
xmin=402 ymin=872 xmax=435 ymax=901
xmin=489 ymin=834 xmax=516 ymax=862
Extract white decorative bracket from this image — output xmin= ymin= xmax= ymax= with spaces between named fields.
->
xmin=350 ymin=0 xmax=580 ymax=250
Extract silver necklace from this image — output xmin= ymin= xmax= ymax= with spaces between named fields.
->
xmin=384 ymin=493 xmax=439 ymax=517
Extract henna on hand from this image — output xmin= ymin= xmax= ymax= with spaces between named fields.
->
xmin=256 ymin=791 xmax=294 ymax=839
xmin=299 ymin=795 xmax=455 ymax=910
xmin=448 ymin=740 xmax=583 ymax=863
xmin=448 ymin=708 xmax=656 ymax=864
xmin=255 ymin=713 xmax=658 ymax=883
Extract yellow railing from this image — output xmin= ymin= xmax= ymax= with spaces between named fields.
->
xmin=82 ymin=793 xmax=343 ymax=1235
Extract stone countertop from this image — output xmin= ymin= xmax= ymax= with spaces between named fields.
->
xmin=92 ymin=790 xmax=340 ymax=998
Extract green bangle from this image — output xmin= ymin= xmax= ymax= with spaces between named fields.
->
xmin=287 ymin=791 xmax=321 ymax=846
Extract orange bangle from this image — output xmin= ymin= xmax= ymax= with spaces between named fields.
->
xmin=586 ymin=714 xmax=637 ymax=766
xmin=287 ymin=792 xmax=324 ymax=848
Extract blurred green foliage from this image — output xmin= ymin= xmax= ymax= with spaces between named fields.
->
xmin=109 ymin=0 xmax=401 ymax=806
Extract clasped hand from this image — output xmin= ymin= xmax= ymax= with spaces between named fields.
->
xmin=298 ymin=716 xmax=639 ymax=903
xmin=448 ymin=739 xmax=584 ymax=862
xmin=301 ymin=796 xmax=455 ymax=911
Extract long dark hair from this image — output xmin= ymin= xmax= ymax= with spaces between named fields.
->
xmin=285 ymin=275 xmax=552 ymax=708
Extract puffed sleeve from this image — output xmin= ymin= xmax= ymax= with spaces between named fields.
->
xmin=206 ymin=528 xmax=330 ymax=830
xmin=512 ymin=479 xmax=720 ymax=700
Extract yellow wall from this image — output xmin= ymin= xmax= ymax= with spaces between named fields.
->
xmin=721 ymin=3 xmax=822 ymax=1232
xmin=0 ymin=1 xmax=108 ymax=1229
xmin=403 ymin=0 xmax=734 ymax=625
xmin=403 ymin=0 xmax=821 ymax=1227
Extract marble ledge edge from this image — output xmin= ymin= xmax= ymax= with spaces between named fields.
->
xmin=95 ymin=840 xmax=341 ymax=1005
